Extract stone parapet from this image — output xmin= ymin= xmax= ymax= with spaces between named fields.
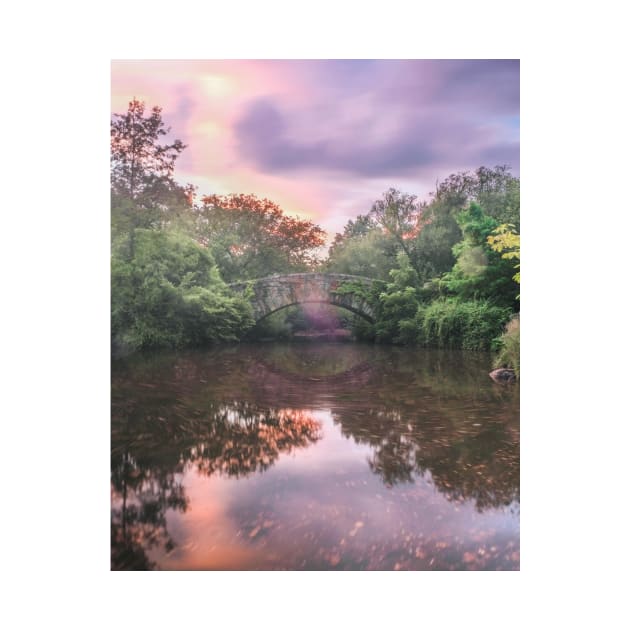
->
xmin=229 ymin=273 xmax=376 ymax=323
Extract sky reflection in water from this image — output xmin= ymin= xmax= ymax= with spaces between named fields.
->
xmin=111 ymin=342 xmax=519 ymax=570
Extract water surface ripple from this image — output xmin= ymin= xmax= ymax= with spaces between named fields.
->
xmin=111 ymin=342 xmax=519 ymax=570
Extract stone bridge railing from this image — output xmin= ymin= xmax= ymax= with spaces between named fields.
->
xmin=229 ymin=273 xmax=377 ymax=323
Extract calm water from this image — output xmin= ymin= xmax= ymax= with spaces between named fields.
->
xmin=111 ymin=342 xmax=519 ymax=570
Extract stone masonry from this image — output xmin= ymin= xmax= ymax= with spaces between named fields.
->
xmin=229 ymin=273 xmax=376 ymax=323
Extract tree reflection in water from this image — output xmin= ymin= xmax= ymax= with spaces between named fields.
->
xmin=332 ymin=407 xmax=519 ymax=511
xmin=112 ymin=343 xmax=519 ymax=570
xmin=111 ymin=393 xmax=322 ymax=570
xmin=111 ymin=454 xmax=188 ymax=570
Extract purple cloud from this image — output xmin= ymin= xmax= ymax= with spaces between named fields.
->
xmin=234 ymin=60 xmax=519 ymax=178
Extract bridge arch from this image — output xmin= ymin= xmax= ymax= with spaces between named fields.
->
xmin=229 ymin=273 xmax=376 ymax=324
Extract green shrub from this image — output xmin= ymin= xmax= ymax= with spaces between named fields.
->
xmin=440 ymin=202 xmax=520 ymax=310
xmin=182 ymin=287 xmax=254 ymax=344
xmin=375 ymin=286 xmax=419 ymax=343
xmin=350 ymin=316 xmax=376 ymax=341
xmin=416 ymin=299 xmax=511 ymax=350
xmin=493 ymin=315 xmax=520 ymax=376
xmin=111 ymin=229 xmax=254 ymax=353
xmin=248 ymin=309 xmax=294 ymax=340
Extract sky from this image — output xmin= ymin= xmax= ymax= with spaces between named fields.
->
xmin=111 ymin=59 xmax=519 ymax=241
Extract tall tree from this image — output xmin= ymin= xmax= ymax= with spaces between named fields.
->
xmin=433 ymin=165 xmax=520 ymax=228
xmin=369 ymin=188 xmax=427 ymax=280
xmin=111 ymin=98 xmax=187 ymax=201
xmin=326 ymin=213 xmax=398 ymax=280
xmin=111 ymin=99 xmax=192 ymax=253
xmin=404 ymin=166 xmax=520 ymax=285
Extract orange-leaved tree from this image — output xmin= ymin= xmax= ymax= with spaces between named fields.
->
xmin=195 ymin=193 xmax=326 ymax=282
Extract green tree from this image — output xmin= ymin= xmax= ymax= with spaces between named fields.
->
xmin=441 ymin=203 xmax=519 ymax=309
xmin=373 ymin=254 xmax=422 ymax=343
xmin=487 ymin=223 xmax=520 ymax=285
xmin=369 ymin=188 xmax=427 ymax=280
xmin=406 ymin=166 xmax=520 ymax=286
xmin=409 ymin=206 xmax=462 ymax=285
xmin=433 ymin=165 xmax=520 ymax=229
xmin=111 ymin=229 xmax=253 ymax=353
xmin=111 ymin=99 xmax=192 ymax=244
xmin=326 ymin=226 xmax=398 ymax=280
xmin=111 ymin=98 xmax=187 ymax=201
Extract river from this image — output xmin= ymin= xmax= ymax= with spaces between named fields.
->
xmin=111 ymin=342 xmax=519 ymax=570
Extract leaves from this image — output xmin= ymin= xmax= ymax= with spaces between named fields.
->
xmin=196 ymin=193 xmax=326 ymax=281
xmin=111 ymin=229 xmax=254 ymax=352
xmin=440 ymin=204 xmax=519 ymax=308
xmin=111 ymin=99 xmax=187 ymax=201
xmin=487 ymin=223 xmax=520 ymax=287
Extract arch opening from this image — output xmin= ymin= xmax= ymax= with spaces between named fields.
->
xmin=229 ymin=273 xmax=377 ymax=327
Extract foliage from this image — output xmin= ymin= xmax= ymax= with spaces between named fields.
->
xmin=111 ymin=229 xmax=253 ymax=353
xmin=406 ymin=166 xmax=520 ymax=285
xmin=345 ymin=248 xmax=512 ymax=348
xmin=326 ymin=168 xmax=520 ymax=289
xmin=329 ymin=213 xmax=377 ymax=247
xmin=441 ymin=203 xmax=519 ymax=309
xmin=374 ymin=258 xmax=421 ymax=343
xmin=111 ymin=100 xmax=194 ymax=249
xmin=326 ymin=228 xmax=398 ymax=280
xmin=369 ymin=188 xmax=428 ymax=279
xmin=344 ymin=255 xmax=421 ymax=343
xmin=493 ymin=316 xmax=520 ymax=376
xmin=194 ymin=193 xmax=326 ymax=282
xmin=247 ymin=308 xmax=296 ymax=340
xmin=433 ymin=165 xmax=520 ymax=229
xmin=415 ymin=299 xmax=512 ymax=350
xmin=410 ymin=208 xmax=462 ymax=284
xmin=111 ymin=98 xmax=187 ymax=202
xmin=487 ymin=223 xmax=520 ymax=285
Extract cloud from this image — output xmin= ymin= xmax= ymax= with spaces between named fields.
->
xmin=112 ymin=59 xmax=519 ymax=238
xmin=233 ymin=60 xmax=519 ymax=178
xmin=235 ymin=94 xmax=518 ymax=177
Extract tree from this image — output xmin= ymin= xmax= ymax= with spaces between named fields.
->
xmin=369 ymin=188 xmax=427 ymax=280
xmin=487 ymin=223 xmax=520 ymax=285
xmin=111 ymin=98 xmax=187 ymax=201
xmin=326 ymin=230 xmax=398 ymax=280
xmin=111 ymin=228 xmax=254 ymax=353
xmin=403 ymin=166 xmax=520 ymax=286
xmin=111 ymin=99 xmax=193 ymax=246
xmin=433 ymin=165 xmax=520 ymax=228
xmin=440 ymin=203 xmax=519 ymax=309
xmin=195 ymin=193 xmax=326 ymax=282
xmin=326 ymin=213 xmax=398 ymax=280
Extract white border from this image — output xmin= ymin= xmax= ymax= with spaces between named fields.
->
xmin=3 ymin=0 xmax=629 ymax=627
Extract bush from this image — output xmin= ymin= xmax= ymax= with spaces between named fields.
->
xmin=375 ymin=286 xmax=419 ymax=343
xmin=111 ymin=229 xmax=254 ymax=353
xmin=247 ymin=309 xmax=294 ymax=340
xmin=182 ymin=287 xmax=254 ymax=344
xmin=416 ymin=299 xmax=511 ymax=350
xmin=493 ymin=315 xmax=520 ymax=376
xmin=346 ymin=261 xmax=511 ymax=349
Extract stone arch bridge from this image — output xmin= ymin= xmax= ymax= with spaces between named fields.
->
xmin=229 ymin=273 xmax=377 ymax=323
